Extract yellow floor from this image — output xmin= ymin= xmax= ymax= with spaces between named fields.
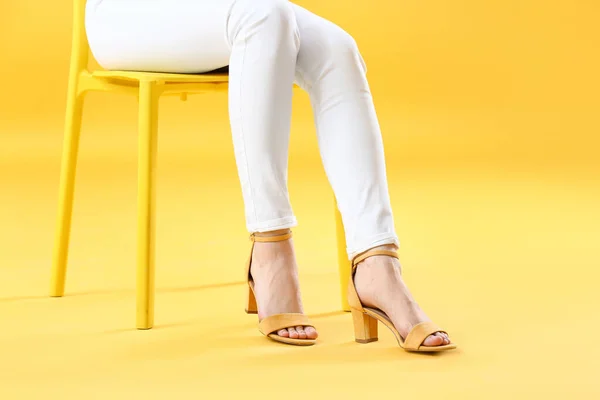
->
xmin=1 ymin=92 xmax=599 ymax=399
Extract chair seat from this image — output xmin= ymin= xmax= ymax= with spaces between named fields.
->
xmin=92 ymin=70 xmax=229 ymax=84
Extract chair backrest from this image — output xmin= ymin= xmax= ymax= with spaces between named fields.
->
xmin=70 ymin=0 xmax=91 ymax=77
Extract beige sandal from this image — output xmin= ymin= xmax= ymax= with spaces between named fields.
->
xmin=245 ymin=231 xmax=316 ymax=346
xmin=348 ymin=249 xmax=456 ymax=352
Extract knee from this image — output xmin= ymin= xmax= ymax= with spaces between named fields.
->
xmin=304 ymin=26 xmax=366 ymax=77
xmin=229 ymin=0 xmax=298 ymax=43
xmin=326 ymin=30 xmax=365 ymax=70
xmin=253 ymin=0 xmax=295 ymax=24
xmin=259 ymin=0 xmax=295 ymax=19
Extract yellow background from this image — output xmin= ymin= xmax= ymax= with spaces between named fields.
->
xmin=1 ymin=1 xmax=599 ymax=399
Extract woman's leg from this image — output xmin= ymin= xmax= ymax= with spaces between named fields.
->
xmin=291 ymin=4 xmax=450 ymax=346
xmin=226 ymin=0 xmax=317 ymax=340
xmin=86 ymin=0 xmax=315 ymax=339
xmin=291 ymin=5 xmax=399 ymax=259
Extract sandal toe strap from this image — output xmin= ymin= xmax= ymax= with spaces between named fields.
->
xmin=404 ymin=321 xmax=447 ymax=351
xmin=258 ymin=313 xmax=313 ymax=336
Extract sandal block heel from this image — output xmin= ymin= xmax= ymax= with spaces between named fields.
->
xmin=351 ymin=309 xmax=378 ymax=343
xmin=245 ymin=285 xmax=258 ymax=314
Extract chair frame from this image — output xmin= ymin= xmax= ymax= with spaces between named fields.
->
xmin=50 ymin=0 xmax=351 ymax=330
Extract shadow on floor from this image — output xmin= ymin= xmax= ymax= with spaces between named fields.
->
xmin=0 ymin=280 xmax=246 ymax=303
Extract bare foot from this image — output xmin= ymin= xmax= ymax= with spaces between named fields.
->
xmin=250 ymin=230 xmax=318 ymax=340
xmin=353 ymin=245 xmax=450 ymax=347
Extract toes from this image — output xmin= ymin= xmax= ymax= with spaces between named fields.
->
xmin=436 ymin=332 xmax=451 ymax=344
xmin=287 ymin=327 xmax=299 ymax=339
xmin=276 ymin=326 xmax=317 ymax=340
xmin=277 ymin=329 xmax=290 ymax=337
xmin=295 ymin=326 xmax=307 ymax=339
xmin=422 ymin=333 xmax=444 ymax=347
xmin=435 ymin=332 xmax=449 ymax=345
xmin=304 ymin=326 xmax=319 ymax=339
xmin=442 ymin=333 xmax=451 ymax=344
xmin=277 ymin=326 xmax=316 ymax=340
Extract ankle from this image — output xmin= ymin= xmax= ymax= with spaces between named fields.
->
xmin=251 ymin=229 xmax=295 ymax=263
xmin=355 ymin=244 xmax=401 ymax=274
xmin=354 ymin=243 xmax=399 ymax=261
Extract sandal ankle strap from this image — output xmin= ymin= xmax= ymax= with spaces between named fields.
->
xmin=250 ymin=231 xmax=293 ymax=243
xmin=352 ymin=249 xmax=399 ymax=269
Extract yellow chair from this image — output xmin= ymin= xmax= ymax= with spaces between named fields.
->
xmin=50 ymin=0 xmax=352 ymax=330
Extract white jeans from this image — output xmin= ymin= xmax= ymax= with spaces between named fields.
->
xmin=86 ymin=0 xmax=399 ymax=259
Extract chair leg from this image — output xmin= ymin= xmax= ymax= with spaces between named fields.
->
xmin=137 ymin=81 xmax=159 ymax=330
xmin=335 ymin=199 xmax=351 ymax=312
xmin=50 ymin=90 xmax=85 ymax=297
